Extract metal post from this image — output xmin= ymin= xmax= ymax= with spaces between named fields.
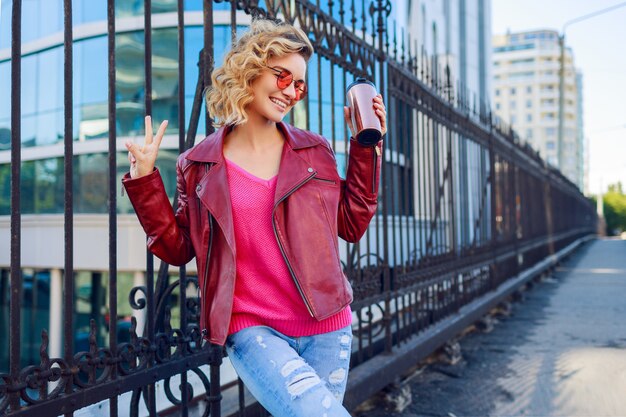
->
xmin=62 ymin=6 xmax=75 ymax=415
xmin=9 ymin=0 xmax=23 ymax=411
xmin=106 ymin=1 xmax=118 ymax=415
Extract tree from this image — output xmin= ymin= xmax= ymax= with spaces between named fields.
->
xmin=603 ymin=182 xmax=626 ymax=236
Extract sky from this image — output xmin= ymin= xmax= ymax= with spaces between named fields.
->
xmin=492 ymin=0 xmax=626 ymax=195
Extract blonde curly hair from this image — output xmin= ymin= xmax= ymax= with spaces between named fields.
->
xmin=205 ymin=19 xmax=314 ymax=127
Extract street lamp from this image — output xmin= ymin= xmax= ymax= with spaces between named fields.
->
xmin=557 ymin=1 xmax=626 ymax=173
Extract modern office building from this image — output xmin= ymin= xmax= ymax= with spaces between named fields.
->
xmin=393 ymin=0 xmax=493 ymax=109
xmin=393 ymin=0 xmax=493 ymax=250
xmin=492 ymin=29 xmax=584 ymax=190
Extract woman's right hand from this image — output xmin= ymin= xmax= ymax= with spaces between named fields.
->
xmin=126 ymin=116 xmax=168 ymax=179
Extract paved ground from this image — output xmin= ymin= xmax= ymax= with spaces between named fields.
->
xmin=356 ymin=238 xmax=626 ymax=417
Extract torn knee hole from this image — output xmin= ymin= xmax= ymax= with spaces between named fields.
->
xmin=328 ymin=368 xmax=346 ymax=384
xmin=286 ymin=371 xmax=321 ymax=397
xmin=280 ymin=358 xmax=306 ymax=377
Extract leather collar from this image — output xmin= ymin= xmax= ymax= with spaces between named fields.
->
xmin=185 ymin=121 xmax=320 ymax=163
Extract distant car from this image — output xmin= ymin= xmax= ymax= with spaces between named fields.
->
xmin=621 ymin=231 xmax=626 ymax=240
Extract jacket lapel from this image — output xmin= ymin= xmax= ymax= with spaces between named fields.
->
xmin=187 ymin=126 xmax=236 ymax=253
xmin=196 ymin=161 xmax=236 ymax=253
xmin=274 ymin=141 xmax=317 ymax=206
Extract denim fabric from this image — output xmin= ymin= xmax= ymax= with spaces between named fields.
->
xmin=225 ymin=325 xmax=353 ymax=417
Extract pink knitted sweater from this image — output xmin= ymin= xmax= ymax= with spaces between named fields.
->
xmin=225 ymin=158 xmax=352 ymax=337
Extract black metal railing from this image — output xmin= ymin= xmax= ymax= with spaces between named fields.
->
xmin=1 ymin=0 xmax=596 ymax=416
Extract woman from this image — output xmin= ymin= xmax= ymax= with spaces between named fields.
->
xmin=123 ymin=18 xmax=386 ymax=416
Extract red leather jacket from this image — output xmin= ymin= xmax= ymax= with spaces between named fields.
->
xmin=123 ymin=122 xmax=382 ymax=345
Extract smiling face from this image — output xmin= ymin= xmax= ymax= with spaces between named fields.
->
xmin=246 ymin=53 xmax=307 ymax=124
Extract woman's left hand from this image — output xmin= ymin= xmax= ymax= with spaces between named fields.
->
xmin=373 ymin=94 xmax=387 ymax=137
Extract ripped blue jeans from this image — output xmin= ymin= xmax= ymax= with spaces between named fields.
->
xmin=225 ymin=325 xmax=353 ymax=417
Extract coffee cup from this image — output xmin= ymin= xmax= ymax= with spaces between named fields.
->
xmin=346 ymin=78 xmax=382 ymax=146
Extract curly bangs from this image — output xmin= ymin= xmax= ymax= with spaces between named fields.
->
xmin=205 ymin=19 xmax=314 ymax=127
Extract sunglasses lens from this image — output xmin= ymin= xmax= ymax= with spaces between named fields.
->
xmin=271 ymin=67 xmax=307 ymax=101
xmin=276 ymin=69 xmax=293 ymax=89
xmin=294 ymin=81 xmax=307 ymax=101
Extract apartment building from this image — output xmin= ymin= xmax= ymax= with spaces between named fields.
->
xmin=492 ymin=29 xmax=583 ymax=189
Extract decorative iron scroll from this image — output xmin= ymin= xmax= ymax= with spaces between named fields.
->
xmin=0 ymin=292 xmax=211 ymax=414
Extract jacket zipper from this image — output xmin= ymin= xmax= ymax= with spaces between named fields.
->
xmin=372 ymin=145 xmax=381 ymax=194
xmin=200 ymin=163 xmax=213 ymax=338
xmin=272 ymin=172 xmax=317 ymax=317
xmin=312 ymin=176 xmax=336 ymax=185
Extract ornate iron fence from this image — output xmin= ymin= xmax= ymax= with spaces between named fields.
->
xmin=1 ymin=0 xmax=595 ymax=416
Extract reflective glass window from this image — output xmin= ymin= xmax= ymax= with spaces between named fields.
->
xmin=18 ymin=157 xmax=64 ymax=214
xmin=115 ymin=31 xmax=145 ymax=137
xmin=19 ymin=270 xmax=51 ymax=368
xmin=21 ymin=55 xmax=37 ymax=116
xmin=186 ymin=0 xmax=202 ymax=10
xmin=115 ymin=0 xmax=203 ymax=16
xmin=71 ymin=36 xmax=107 ymax=140
xmin=320 ymin=58 xmax=333 ymax=139
xmin=0 ymin=59 xmax=11 ymax=151
xmin=185 ymin=0 xmax=231 ymax=11
xmin=79 ymin=37 xmax=107 ymax=105
xmin=74 ymin=153 xmax=108 ymax=213
xmin=115 ymin=0 xmax=145 ymax=17
xmin=73 ymin=0 xmax=106 ymax=25
xmin=21 ymin=114 xmax=37 ymax=146
xmin=21 ymin=0 xmax=41 ymax=44
xmin=184 ymin=27 xmax=204 ymax=108
xmin=0 ymin=121 xmax=8 ymax=151
xmin=35 ymin=158 xmax=64 ymax=213
xmin=215 ymin=2 xmax=234 ymax=11
xmin=332 ymin=62 xmax=346 ymax=145
xmin=151 ymin=28 xmax=180 ymax=134
xmin=74 ymin=272 xmax=107 ymax=349
xmin=0 ymin=62 xmax=10 ymax=121
xmin=307 ymin=53 xmax=319 ymax=132
xmin=20 ymin=160 xmax=35 ymax=213
xmin=0 ymin=163 xmax=9 ymax=215
xmin=37 ymin=47 xmax=63 ymax=113
xmin=39 ymin=0 xmax=63 ymax=38
xmin=78 ymin=103 xmax=109 ymax=140
xmin=0 ymin=1 xmax=12 ymax=49
xmin=153 ymin=0 xmax=177 ymax=13
xmin=35 ymin=111 xmax=62 ymax=146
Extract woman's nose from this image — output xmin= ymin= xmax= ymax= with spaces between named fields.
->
xmin=281 ymin=82 xmax=297 ymax=99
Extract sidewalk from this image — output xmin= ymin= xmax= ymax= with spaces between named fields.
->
xmin=357 ymin=238 xmax=626 ymax=417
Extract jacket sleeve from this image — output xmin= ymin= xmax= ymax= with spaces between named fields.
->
xmin=122 ymin=160 xmax=195 ymax=266
xmin=336 ymin=139 xmax=383 ymax=242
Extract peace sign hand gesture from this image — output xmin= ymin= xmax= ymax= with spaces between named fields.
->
xmin=126 ymin=116 xmax=168 ymax=179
